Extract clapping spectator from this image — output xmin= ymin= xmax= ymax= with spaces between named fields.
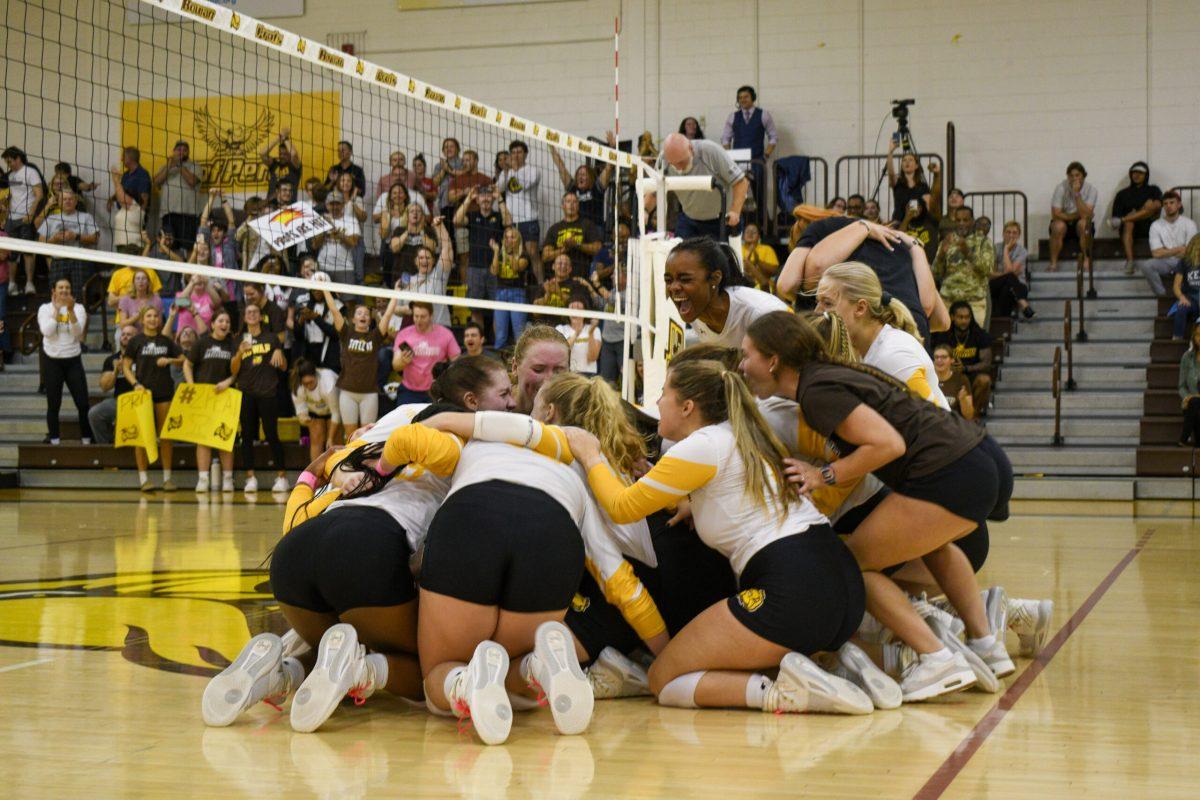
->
xmin=39 ymin=278 xmax=93 ymax=445
xmin=391 ymin=301 xmax=461 ymax=404
xmin=312 ymin=191 xmax=361 ymax=285
xmin=542 ymin=190 xmax=603 ymax=278
xmin=886 ymin=139 xmax=932 ymax=225
xmin=323 ymin=285 xmax=397 ymax=439
xmin=1169 ymin=235 xmax=1200 ymax=340
xmin=548 ymin=144 xmax=612 ymax=228
xmin=174 ymin=273 xmax=224 ymax=336
xmin=1143 ymin=190 xmax=1198 ymax=296
xmin=115 ymin=268 xmax=163 ymax=333
xmin=324 ymin=140 xmax=365 ymax=196
xmin=183 ymin=307 xmax=238 ymax=492
xmin=490 ymin=225 xmax=530 ymax=349
xmin=498 ymin=141 xmax=543 ymax=279
xmin=555 ymin=300 xmax=601 ymax=374
xmin=37 ymin=188 xmax=99 ymax=297
xmin=1109 ymin=161 xmax=1162 ymax=275
xmin=741 ymin=222 xmax=778 ymax=291
xmin=258 ymin=127 xmax=302 ymax=203
xmin=933 ymin=343 xmax=975 ymax=420
xmin=376 ymin=150 xmax=408 ymax=197
xmin=535 ymin=253 xmax=600 ymax=313
xmin=233 ymin=302 xmax=288 ymax=494
xmin=153 ymin=140 xmax=203 ymax=249
xmin=379 ymin=189 xmax=428 ymax=285
xmin=403 ymin=216 xmax=455 ymax=327
xmin=108 ymin=164 xmax=144 ymax=256
xmin=1049 ymin=161 xmax=1098 ymax=272
xmin=936 ymin=187 xmax=965 ymax=236
xmin=88 ymin=323 xmax=138 ymax=445
xmin=933 ymin=205 xmax=994 ymax=327
xmin=2 ymin=146 xmax=44 ymax=296
xmin=387 ymin=203 xmax=437 ymax=280
xmin=990 ymin=221 xmax=1034 ymax=319
xmin=455 ymin=184 xmax=509 ymax=330
xmin=123 ymin=305 xmax=184 ymax=490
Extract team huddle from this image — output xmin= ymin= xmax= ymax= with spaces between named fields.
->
xmin=200 ymin=238 xmax=1050 ymax=745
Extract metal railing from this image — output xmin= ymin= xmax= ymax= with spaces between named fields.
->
xmin=946 ymin=122 xmax=956 ymax=196
xmin=83 ymin=272 xmax=111 ymax=351
xmin=771 ymin=155 xmax=829 ymax=238
xmin=962 ymin=190 xmax=1029 ymax=253
xmin=18 ymin=311 xmax=40 ymax=355
xmin=1174 ymin=185 xmax=1200 ymax=228
xmin=834 ymin=153 xmax=944 ymax=224
xmin=1075 ymin=255 xmax=1090 ymax=340
xmin=1052 ymin=345 xmax=1064 ymax=445
xmin=1063 ymin=300 xmax=1077 ymax=390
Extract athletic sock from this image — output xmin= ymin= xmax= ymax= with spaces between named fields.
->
xmin=921 ymin=647 xmax=954 ymax=663
xmin=745 ymin=674 xmax=771 ymax=709
xmin=443 ymin=666 xmax=467 ymax=707
xmin=162 ymin=469 xmax=172 ymax=482
xmin=967 ymin=633 xmax=997 ymax=653
xmin=364 ymin=653 xmax=388 ymax=693
xmin=138 ymin=470 xmax=149 ymax=484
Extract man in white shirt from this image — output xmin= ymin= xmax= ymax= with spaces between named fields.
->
xmin=153 ymin=140 xmax=203 ymax=249
xmin=498 ymin=140 xmax=543 ymax=280
xmin=314 ymin=191 xmax=362 ymax=285
xmin=37 ymin=188 xmax=99 ymax=297
xmin=1049 ymin=161 xmax=1099 ymax=272
xmin=1141 ymin=190 xmax=1198 ymax=296
xmin=2 ymin=146 xmax=46 ymax=296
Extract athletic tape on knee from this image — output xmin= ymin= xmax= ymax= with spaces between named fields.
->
xmin=657 ymin=671 xmax=704 ymax=709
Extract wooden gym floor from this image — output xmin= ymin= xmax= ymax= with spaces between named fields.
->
xmin=0 ymin=489 xmax=1197 ymax=799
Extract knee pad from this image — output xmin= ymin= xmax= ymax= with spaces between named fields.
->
xmin=657 ymin=670 xmax=704 ymax=709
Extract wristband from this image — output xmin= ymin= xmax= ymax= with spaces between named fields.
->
xmin=296 ymin=471 xmax=319 ymax=490
xmin=820 ymin=465 xmax=837 ymax=486
xmin=374 ymin=460 xmax=390 ymax=476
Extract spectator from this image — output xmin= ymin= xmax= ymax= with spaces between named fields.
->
xmin=975 ymin=215 xmax=992 ymax=239
xmin=432 ymin=137 xmax=464 ymax=224
xmin=535 ymin=253 xmax=600 ymax=314
xmin=153 ymin=140 xmax=203 ymax=249
xmin=376 ymin=150 xmax=408 ymax=197
xmin=548 ymin=145 xmax=613 ymax=228
xmin=402 ymin=217 xmax=455 ymax=327
xmin=313 ymin=191 xmax=361 ymax=285
xmin=1143 ymin=190 xmax=1198 ymax=296
xmin=898 ymin=196 xmax=939 ymax=263
xmin=37 ymin=188 xmax=99 ymax=297
xmin=232 ymin=302 xmax=289 ymax=494
xmin=198 ymin=191 xmax=239 ymax=289
xmin=123 ymin=305 xmax=184 ymax=489
xmin=1109 ymin=161 xmax=1162 ymax=275
xmin=269 ymin=179 xmax=298 ymax=213
xmin=826 ymin=196 xmax=847 ymax=213
xmin=936 ymin=186 xmax=965 ymax=235
xmin=990 ymin=220 xmax=1035 ymax=320
xmin=182 ymin=307 xmax=237 ymax=492
xmin=115 ymin=268 xmax=163 ymax=333
xmin=1169 ymin=235 xmax=1200 ymax=340
xmin=291 ymin=357 xmax=339 ymax=459
xmin=323 ymin=287 xmax=397 ymax=441
xmin=387 ymin=203 xmax=437 ymax=280
xmin=258 ymin=127 xmax=302 ymax=203
xmin=492 ymin=151 xmax=510 ymax=184
xmin=740 ymin=221 xmax=778 ymax=291
xmin=498 ymin=141 xmax=543 ymax=279
xmin=113 ymin=146 xmax=151 ymax=212
xmin=0 ymin=220 xmax=9 ymax=367
xmin=930 ymin=301 xmax=993 ymax=418
xmin=378 ymin=184 xmax=416 ymax=286
xmin=542 ymin=190 xmax=603 ymax=279
xmin=2 ymin=146 xmax=45 ymax=296
xmin=1177 ymin=322 xmax=1200 ymax=446
xmin=679 ymin=117 xmax=705 ymax=140
xmin=174 ymin=273 xmax=224 ymax=336
xmin=462 ymin=322 xmax=502 ymax=361
xmin=555 ymin=300 xmax=601 ymax=375
xmin=238 ymin=282 xmax=287 ymax=343
xmin=661 ymin=132 xmax=749 ymax=239
xmin=410 ymin=154 xmax=437 ymax=209
xmin=590 ymin=216 xmax=630 ymax=290
xmin=39 ymin=278 xmax=93 ymax=445
xmin=334 ymin=171 xmax=368 ymax=283
xmin=324 ymin=140 xmax=365 ymax=196
xmin=933 ymin=343 xmax=975 ymax=420
xmin=447 ymin=149 xmax=494 ymax=264
xmin=288 ymin=256 xmax=341 ymax=374
xmin=391 ymin=300 xmax=461 ymax=404
xmin=455 ymin=184 xmax=509 ymax=330
xmin=885 ymin=139 xmax=932 ymax=225
xmin=108 ymin=164 xmax=144 ymax=256
xmin=490 ymin=225 xmax=530 ymax=350
xmin=722 ymin=85 xmax=777 ymax=224
xmin=863 ymin=199 xmax=882 ymax=224
xmin=105 ymin=260 xmax=160 ymax=302
xmin=304 ymin=177 xmax=327 ymax=210
xmin=933 ymin=205 xmax=994 ymax=327
xmin=844 ymin=194 xmax=866 ymax=219
xmin=88 ymin=323 xmax=138 ymax=445
xmin=235 ymin=197 xmax=272 ymax=279
xmin=597 ymin=263 xmax=631 ymax=385
xmin=1049 ymin=161 xmax=1098 ymax=272
xmin=172 ymin=325 xmax=199 ymax=386
xmin=140 ymin=229 xmax=186 ymax=300
xmin=53 ymin=162 xmax=97 ymax=198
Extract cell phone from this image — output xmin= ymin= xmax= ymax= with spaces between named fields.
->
xmin=891 ymin=133 xmax=901 ymax=145
xmin=175 ymin=297 xmax=192 ymax=309
xmin=399 ymin=342 xmax=413 ymax=353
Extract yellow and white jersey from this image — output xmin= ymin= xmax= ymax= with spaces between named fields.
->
xmin=588 ymin=421 xmax=828 ymax=577
xmin=337 ymin=476 xmax=450 ymax=552
xmin=689 ymin=285 xmax=789 ymax=348
xmin=863 ymin=324 xmax=950 ymax=411
xmin=358 ymin=402 xmax=430 ymax=444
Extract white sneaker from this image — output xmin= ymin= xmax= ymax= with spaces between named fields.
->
xmin=831 ymin=642 xmax=902 ymax=710
xmin=918 ymin=594 xmax=966 ymax=637
xmin=280 ymin=628 xmax=312 ymax=660
xmin=290 ymin=624 xmax=379 ymax=733
xmin=763 ymin=652 xmax=873 ymax=715
xmin=855 ymin=611 xmax=893 ymax=645
xmin=222 ymin=474 xmax=235 ymax=493
xmin=202 ymin=633 xmax=298 ymax=726
xmin=24 ymin=281 xmax=35 ymax=296
xmin=449 ymin=640 xmax=513 ymax=745
xmin=524 ymin=621 xmax=593 ymax=734
xmin=271 ymin=475 xmax=290 ymax=494
xmin=1008 ymin=597 xmax=1054 ymax=657
xmin=587 ymin=647 xmax=651 ymax=699
xmin=925 ymin=616 xmax=1000 ymax=693
xmin=196 ymin=473 xmax=210 ymax=494
xmin=7 ymin=282 xmax=21 ymax=297
xmin=969 ymin=635 xmax=1015 ymax=678
xmin=1109 ymin=216 xmax=1123 ymax=232
xmin=982 ymin=586 xmax=1008 ymax=642
xmin=243 ymin=476 xmax=258 ymax=494
xmin=884 ymin=643 xmax=976 ymax=702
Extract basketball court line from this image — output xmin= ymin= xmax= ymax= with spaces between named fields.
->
xmin=912 ymin=527 xmax=1157 ymax=800
xmin=0 ymin=656 xmax=55 ymax=674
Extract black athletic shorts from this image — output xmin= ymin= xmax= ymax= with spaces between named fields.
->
xmin=420 ymin=480 xmax=585 ymax=613
xmin=831 ymin=486 xmax=890 ymax=535
xmin=898 ymin=435 xmax=1012 ymax=527
xmin=269 ymin=505 xmax=415 ymax=614
xmin=1050 ymin=218 xmax=1094 ymax=242
xmin=565 ymin=570 xmax=643 ymax=665
xmin=727 ymin=528 xmax=865 ymax=654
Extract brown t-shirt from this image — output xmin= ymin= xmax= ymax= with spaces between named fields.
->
xmin=338 ymin=325 xmax=385 ymax=394
xmin=236 ymin=331 xmax=281 ymax=398
xmin=124 ymin=333 xmax=181 ymax=402
xmin=938 ymin=371 xmax=972 ymax=417
xmin=795 ymin=361 xmax=984 ymax=487
xmin=188 ymin=334 xmax=236 ymax=385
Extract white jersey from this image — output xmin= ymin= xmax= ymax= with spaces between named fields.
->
xmin=863 ymin=324 xmax=950 ymax=411
xmin=448 ymin=440 xmax=592 ymax=526
xmin=689 ymin=285 xmax=789 ymax=348
xmin=359 ymin=403 xmax=429 ymax=444
xmin=336 ymin=473 xmax=449 ymax=552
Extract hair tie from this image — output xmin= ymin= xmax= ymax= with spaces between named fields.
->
xmin=880 ymin=291 xmax=894 ymax=306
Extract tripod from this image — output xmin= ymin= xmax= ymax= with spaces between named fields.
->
xmin=870 ymin=121 xmax=922 ymax=213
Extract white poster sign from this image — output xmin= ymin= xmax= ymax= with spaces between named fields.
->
xmin=247 ymin=202 xmax=332 ymax=251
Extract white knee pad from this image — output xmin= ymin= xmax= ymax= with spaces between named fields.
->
xmin=657 ymin=671 xmax=704 ymax=709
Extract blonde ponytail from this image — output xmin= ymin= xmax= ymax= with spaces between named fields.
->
xmin=821 ymin=261 xmax=922 ymax=342
xmin=540 ymin=372 xmax=647 ymax=479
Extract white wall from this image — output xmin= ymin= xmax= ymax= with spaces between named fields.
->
xmin=282 ymin=0 xmax=1200 ymax=236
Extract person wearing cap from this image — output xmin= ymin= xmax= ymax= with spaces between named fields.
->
xmin=153 ymin=140 xmax=203 ymax=250
xmin=1110 ymin=161 xmax=1163 ymax=275
xmin=312 ymin=191 xmax=362 ymax=286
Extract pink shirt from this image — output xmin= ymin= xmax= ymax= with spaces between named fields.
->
xmin=394 ymin=323 xmax=460 ymax=392
xmin=174 ymin=291 xmax=215 ymax=334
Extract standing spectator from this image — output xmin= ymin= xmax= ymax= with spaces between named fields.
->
xmin=391 ymin=301 xmax=460 ymax=404
xmin=1048 ymin=161 xmax=1098 ymax=272
xmin=591 ymin=216 xmax=630 ymax=289
xmin=258 ymin=128 xmax=302 ymax=203
xmin=174 ymin=273 xmax=224 ymax=336
xmin=990 ymin=220 xmax=1035 ymax=319
xmin=679 ymin=117 xmax=705 ymax=140
xmin=899 ymin=197 xmax=939 ymax=264
xmin=153 ymin=140 xmax=203 ymax=249
xmin=721 ymin=85 xmax=777 ymax=225
xmin=455 ymin=184 xmax=509 ymax=330
xmin=377 ymin=184 xmax=419 ymax=286
xmin=88 ymin=323 xmax=138 ymax=444
xmin=198 ymin=190 xmax=239 ymax=289
xmin=39 ymin=278 xmax=93 ymax=445
xmin=555 ymin=300 xmax=601 ymax=374
xmin=324 ymin=140 xmax=365 ymax=196
xmin=740 ymin=222 xmax=778 ymax=291
xmin=235 ymin=197 xmax=272 ymax=278
xmin=492 ymin=151 xmax=510 ymax=183
xmin=292 ymin=357 xmax=339 ymax=458
xmin=885 ymin=139 xmax=932 ymax=225
xmin=597 ymin=263 xmax=631 ymax=385
xmin=387 ymin=204 xmax=437 ymax=280
xmin=237 ymin=282 xmax=287 ymax=343
xmin=37 ymin=188 xmax=99 ymax=298
xmin=115 ymin=268 xmax=163 ymax=333
xmin=432 ymin=137 xmax=463 ymax=225
xmin=490 ymin=225 xmax=530 ymax=350
xmin=312 ymin=192 xmax=361 ymax=286
xmin=935 ymin=186 xmax=966 ymax=236
xmin=933 ymin=343 xmax=975 ymax=420
xmin=542 ymin=190 xmax=603 ymax=279
xmin=141 ymin=229 xmax=186 ymax=301
xmin=2 ymin=146 xmax=45 ymax=296
xmin=105 ymin=253 xmax=162 ymax=307
xmin=534 ymin=253 xmax=599 ymax=313
xmin=410 ymin=155 xmax=437 ymax=210
xmin=123 ymin=305 xmax=184 ymax=490
xmin=403 ymin=217 xmax=455 ymax=327
xmin=447 ymin=150 xmax=495 ymax=269
xmin=660 ymin=133 xmax=749 ymax=239
xmin=498 ymin=141 xmax=543 ymax=280
xmin=1142 ymin=190 xmax=1198 ymax=296
xmin=288 ymin=256 xmax=341 ymax=375
xmin=112 ymin=146 xmax=151 ymax=212
xmin=182 ymin=307 xmax=238 ymax=492
xmin=108 ymin=165 xmax=144 ymax=256
xmin=335 ymin=172 xmax=368 ymax=283
xmin=322 ymin=287 xmax=398 ymax=440
xmin=933 ymin=206 xmax=994 ymax=327
xmin=172 ymin=325 xmax=199 ymax=386
xmin=233 ymin=302 xmax=288 ymax=494
xmin=376 ymin=150 xmax=408 ymax=197
xmin=1177 ymin=323 xmax=1200 ymax=446
xmin=1109 ymin=161 xmax=1162 ymax=275
xmin=462 ymin=322 xmax=502 ymax=361
xmin=930 ymin=301 xmax=993 ymax=418
xmin=1169 ymin=235 xmax=1200 ymax=340
xmin=548 ymin=145 xmax=613 ymax=228
xmin=53 ymin=162 xmax=97 ymax=199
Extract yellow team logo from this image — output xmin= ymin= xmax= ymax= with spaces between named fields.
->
xmin=736 ymin=588 xmax=766 ymax=613
xmin=571 ymin=593 xmax=591 ymax=613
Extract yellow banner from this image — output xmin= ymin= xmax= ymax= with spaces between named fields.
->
xmin=120 ymin=90 xmax=341 ymax=193
xmin=116 ymin=389 xmax=159 ymax=464
xmin=161 ymin=383 xmax=243 ymax=452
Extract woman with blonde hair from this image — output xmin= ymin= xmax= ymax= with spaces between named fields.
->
xmin=816 ymin=261 xmax=949 ymax=410
xmin=490 ymin=224 xmax=531 ymax=350
xmin=115 ymin=268 xmax=163 ymax=334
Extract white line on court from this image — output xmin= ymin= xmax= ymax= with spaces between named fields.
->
xmin=0 ymin=657 xmax=55 ymax=674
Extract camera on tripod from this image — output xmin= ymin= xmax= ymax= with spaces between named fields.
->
xmin=890 ymin=98 xmax=916 ymax=151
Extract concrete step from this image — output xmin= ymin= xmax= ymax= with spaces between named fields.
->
xmin=1 ymin=354 xmax=109 ymax=371
xmin=0 ymin=445 xmax=17 ymax=469
xmin=0 ymin=374 xmax=105 ymax=393
xmin=1005 ymin=444 xmax=1135 ymax=468
xmin=1015 ymin=317 xmax=1154 ymax=339
xmin=1025 ymin=297 xmax=1160 ymax=318
xmin=1004 ymin=341 xmax=1149 ymax=362
xmin=994 ymin=389 xmax=1143 ymax=412
xmin=1012 ymin=476 xmax=1133 ymax=500
xmin=987 ymin=415 xmax=1140 ymax=439
xmin=998 ymin=364 xmax=1146 ymax=389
